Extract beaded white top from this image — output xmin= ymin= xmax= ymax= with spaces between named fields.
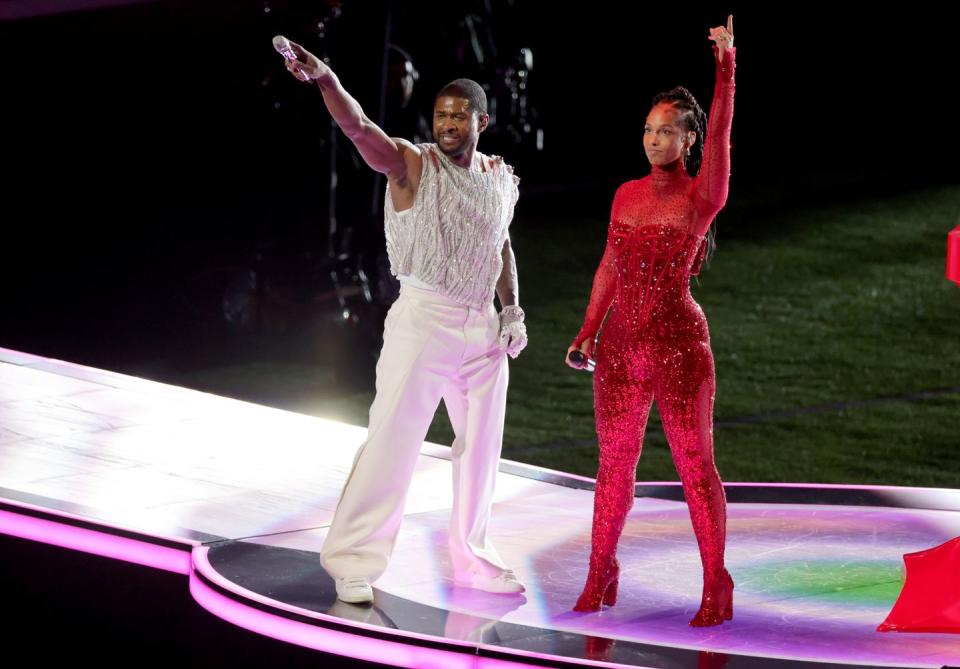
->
xmin=384 ymin=143 xmax=520 ymax=308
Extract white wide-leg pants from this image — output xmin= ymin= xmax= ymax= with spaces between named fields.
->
xmin=320 ymin=282 xmax=510 ymax=582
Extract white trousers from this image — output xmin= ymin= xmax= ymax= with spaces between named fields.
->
xmin=320 ymin=282 xmax=510 ymax=582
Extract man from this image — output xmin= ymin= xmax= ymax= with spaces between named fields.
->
xmin=279 ymin=38 xmax=527 ymax=603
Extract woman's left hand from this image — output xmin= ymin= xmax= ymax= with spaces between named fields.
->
xmin=708 ymin=14 xmax=734 ymax=61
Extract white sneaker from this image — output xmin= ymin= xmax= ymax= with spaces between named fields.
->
xmin=335 ymin=576 xmax=374 ymax=603
xmin=458 ymin=569 xmax=525 ymax=594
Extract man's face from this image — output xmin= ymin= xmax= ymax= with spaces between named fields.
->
xmin=432 ymin=96 xmax=487 ymax=157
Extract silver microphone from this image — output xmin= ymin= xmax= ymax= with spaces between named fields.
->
xmin=272 ymin=35 xmax=297 ymax=61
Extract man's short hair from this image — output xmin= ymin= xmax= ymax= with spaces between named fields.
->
xmin=435 ymin=78 xmax=488 ymax=116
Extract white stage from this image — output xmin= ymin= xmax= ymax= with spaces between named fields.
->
xmin=3 ymin=346 xmax=959 ymax=668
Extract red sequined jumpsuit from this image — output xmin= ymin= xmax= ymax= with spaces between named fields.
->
xmin=571 ymin=47 xmax=735 ymax=625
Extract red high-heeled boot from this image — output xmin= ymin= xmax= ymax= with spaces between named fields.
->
xmin=574 ymin=557 xmax=620 ymax=612
xmin=689 ymin=568 xmax=734 ymax=626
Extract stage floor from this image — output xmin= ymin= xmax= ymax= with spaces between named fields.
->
xmin=2 ymin=346 xmax=959 ymax=668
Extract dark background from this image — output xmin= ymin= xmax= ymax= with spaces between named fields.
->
xmin=1 ymin=0 xmax=957 ymax=374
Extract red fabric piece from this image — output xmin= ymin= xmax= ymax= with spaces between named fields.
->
xmin=877 ymin=535 xmax=960 ymax=633
xmin=947 ymin=225 xmax=960 ymax=284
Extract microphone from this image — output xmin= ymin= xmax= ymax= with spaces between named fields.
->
xmin=272 ymin=35 xmax=298 ymax=62
xmin=567 ymin=349 xmax=596 ymax=372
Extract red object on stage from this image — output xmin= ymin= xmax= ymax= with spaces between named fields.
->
xmin=878 ymin=535 xmax=960 ymax=633
xmin=948 ymin=225 xmax=960 ymax=284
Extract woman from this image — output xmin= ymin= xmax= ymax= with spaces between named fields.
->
xmin=566 ymin=16 xmax=736 ymax=627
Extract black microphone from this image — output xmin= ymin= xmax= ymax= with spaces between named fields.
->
xmin=568 ymin=349 xmax=596 ymax=372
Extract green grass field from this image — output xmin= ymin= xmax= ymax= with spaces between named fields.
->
xmin=490 ymin=183 xmax=960 ymax=485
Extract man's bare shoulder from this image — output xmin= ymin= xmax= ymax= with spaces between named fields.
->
xmin=393 ymin=138 xmax=423 ymax=159
xmin=387 ymin=138 xmax=423 ymax=185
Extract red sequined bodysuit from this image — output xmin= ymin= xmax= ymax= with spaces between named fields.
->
xmin=571 ymin=47 xmax=735 ymax=626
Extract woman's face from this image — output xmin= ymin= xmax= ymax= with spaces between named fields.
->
xmin=643 ymin=103 xmax=695 ymax=167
